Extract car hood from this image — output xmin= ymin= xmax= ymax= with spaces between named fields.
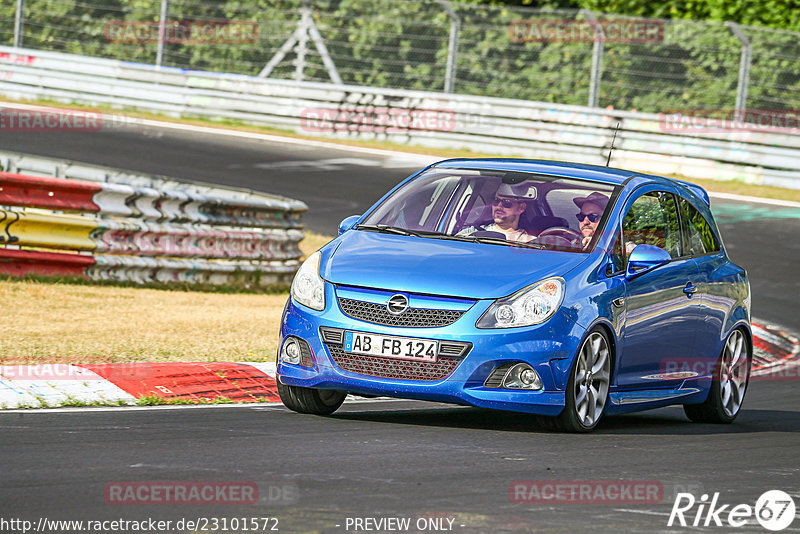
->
xmin=321 ymin=230 xmax=589 ymax=299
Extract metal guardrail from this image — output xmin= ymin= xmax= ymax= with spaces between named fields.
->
xmin=1 ymin=46 xmax=799 ymax=190
xmin=0 ymin=153 xmax=306 ymax=285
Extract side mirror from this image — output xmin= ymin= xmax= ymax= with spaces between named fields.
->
xmin=338 ymin=215 xmax=361 ymax=236
xmin=625 ymin=244 xmax=671 ymax=279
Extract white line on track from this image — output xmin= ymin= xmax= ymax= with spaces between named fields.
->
xmin=614 ymin=509 xmax=671 ymax=517
xmin=708 ymin=191 xmax=800 ymax=208
xmin=0 ymin=101 xmax=439 ymax=165
xmin=0 ymin=402 xmax=285 ymax=415
xmin=0 ymin=397 xmax=424 ymax=415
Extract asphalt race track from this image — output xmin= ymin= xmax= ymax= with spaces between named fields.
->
xmin=1 ymin=121 xmax=799 ymax=533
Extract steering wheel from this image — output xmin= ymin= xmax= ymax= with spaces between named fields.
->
xmin=536 ymin=227 xmax=583 ymax=248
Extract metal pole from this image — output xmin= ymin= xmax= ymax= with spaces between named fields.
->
xmin=437 ymin=1 xmax=460 ymax=93
xmin=155 ymin=0 xmax=169 ymax=68
xmin=727 ymin=22 xmax=751 ymax=119
xmin=13 ymin=0 xmax=24 ymax=48
xmin=306 ymin=8 xmax=343 ymax=84
xmin=583 ymin=10 xmax=604 ymax=108
xmin=294 ymin=8 xmax=311 ymax=82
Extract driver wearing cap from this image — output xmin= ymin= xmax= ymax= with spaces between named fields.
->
xmin=574 ymin=191 xmax=609 ymax=249
xmin=459 ymin=183 xmax=537 ymax=243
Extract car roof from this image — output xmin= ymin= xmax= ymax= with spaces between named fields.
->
xmin=431 ymin=158 xmax=710 ymax=205
xmin=433 ymin=158 xmax=638 ymax=185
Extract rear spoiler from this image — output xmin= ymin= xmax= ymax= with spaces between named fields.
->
xmin=671 ymin=179 xmax=711 ymax=206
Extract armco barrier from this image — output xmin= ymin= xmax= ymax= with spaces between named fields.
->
xmin=1 ymin=47 xmax=800 ymax=189
xmin=0 ymin=156 xmax=306 ymax=285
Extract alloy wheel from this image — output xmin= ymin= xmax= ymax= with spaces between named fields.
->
xmin=720 ymin=329 xmax=748 ymax=417
xmin=573 ymin=332 xmax=611 ymax=427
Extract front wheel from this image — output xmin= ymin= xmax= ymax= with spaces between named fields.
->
xmin=542 ymin=329 xmax=612 ymax=432
xmin=277 ymin=381 xmax=346 ymax=415
xmin=684 ymin=328 xmax=750 ymax=424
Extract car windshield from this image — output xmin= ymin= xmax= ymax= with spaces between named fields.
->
xmin=360 ymin=167 xmax=619 ymax=252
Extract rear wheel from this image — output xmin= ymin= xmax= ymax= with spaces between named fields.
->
xmin=542 ymin=329 xmax=611 ymax=432
xmin=684 ymin=328 xmax=750 ymax=424
xmin=277 ymin=381 xmax=346 ymax=415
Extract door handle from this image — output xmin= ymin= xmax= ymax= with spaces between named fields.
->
xmin=683 ymin=283 xmax=698 ymax=297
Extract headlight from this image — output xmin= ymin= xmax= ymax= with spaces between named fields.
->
xmin=477 ymin=278 xmax=564 ymax=328
xmin=290 ymin=251 xmax=325 ymax=311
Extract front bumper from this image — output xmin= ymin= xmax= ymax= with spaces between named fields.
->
xmin=277 ymin=284 xmax=587 ymax=416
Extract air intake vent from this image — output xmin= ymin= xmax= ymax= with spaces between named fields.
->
xmin=484 ymin=363 xmax=515 ymax=388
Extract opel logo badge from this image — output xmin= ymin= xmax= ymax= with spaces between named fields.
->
xmin=387 ymin=294 xmax=409 ymax=315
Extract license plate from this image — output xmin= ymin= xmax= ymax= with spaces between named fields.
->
xmin=343 ymin=331 xmax=438 ymax=362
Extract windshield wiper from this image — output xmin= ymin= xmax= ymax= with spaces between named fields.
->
xmin=356 ymin=225 xmax=544 ymax=249
xmin=356 ymin=224 xmax=421 ymax=236
xmin=470 ymin=236 xmax=545 ymax=249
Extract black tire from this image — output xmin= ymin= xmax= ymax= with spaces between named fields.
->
xmin=542 ymin=328 xmax=612 ymax=433
xmin=684 ymin=328 xmax=750 ymax=424
xmin=277 ymin=381 xmax=346 ymax=415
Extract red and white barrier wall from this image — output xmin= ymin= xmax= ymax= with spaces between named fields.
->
xmin=0 ymin=161 xmax=307 ymax=285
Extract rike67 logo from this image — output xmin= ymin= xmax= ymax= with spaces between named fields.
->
xmin=668 ymin=490 xmax=796 ymax=531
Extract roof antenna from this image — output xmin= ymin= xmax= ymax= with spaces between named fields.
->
xmin=605 ymin=122 xmax=621 ymax=167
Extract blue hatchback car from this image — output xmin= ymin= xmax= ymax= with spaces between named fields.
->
xmin=277 ymin=159 xmax=751 ymax=432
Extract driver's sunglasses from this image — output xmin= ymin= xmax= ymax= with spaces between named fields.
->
xmin=576 ymin=212 xmax=602 ymax=223
xmin=492 ymin=198 xmax=517 ymax=208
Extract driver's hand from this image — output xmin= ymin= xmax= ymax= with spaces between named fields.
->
xmin=582 ymin=235 xmax=592 ymax=249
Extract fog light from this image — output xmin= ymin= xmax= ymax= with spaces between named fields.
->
xmin=281 ymin=337 xmax=302 ymax=365
xmin=280 ymin=336 xmax=316 ymax=368
xmin=502 ymin=363 xmax=542 ymax=390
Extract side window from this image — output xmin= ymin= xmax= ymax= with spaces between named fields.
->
xmin=622 ymin=191 xmax=682 ymax=259
xmin=678 ymin=197 xmax=720 ymax=255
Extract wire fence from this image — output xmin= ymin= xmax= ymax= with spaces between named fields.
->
xmin=2 ymin=0 xmax=799 ymax=114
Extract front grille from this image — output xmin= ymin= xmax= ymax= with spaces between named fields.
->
xmin=338 ymin=298 xmax=465 ymax=328
xmin=319 ymin=327 xmax=471 ymax=381
xmin=326 ymin=344 xmax=461 ymax=381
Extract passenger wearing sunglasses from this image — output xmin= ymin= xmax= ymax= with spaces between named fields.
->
xmin=458 ymin=183 xmax=537 ymax=243
xmin=573 ymin=192 xmax=609 ymax=249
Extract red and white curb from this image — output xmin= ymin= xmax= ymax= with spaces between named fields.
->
xmin=0 ymin=362 xmax=278 ymax=409
xmin=1 ymin=321 xmax=797 ymax=410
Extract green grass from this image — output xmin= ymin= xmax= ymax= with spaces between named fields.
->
xmin=0 ymin=272 xmax=291 ymax=295
xmin=135 ymin=395 xmax=253 ymax=406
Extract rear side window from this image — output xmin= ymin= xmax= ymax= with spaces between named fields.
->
xmin=678 ymin=197 xmax=720 ymax=255
xmin=622 ymin=191 xmax=682 ymax=259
